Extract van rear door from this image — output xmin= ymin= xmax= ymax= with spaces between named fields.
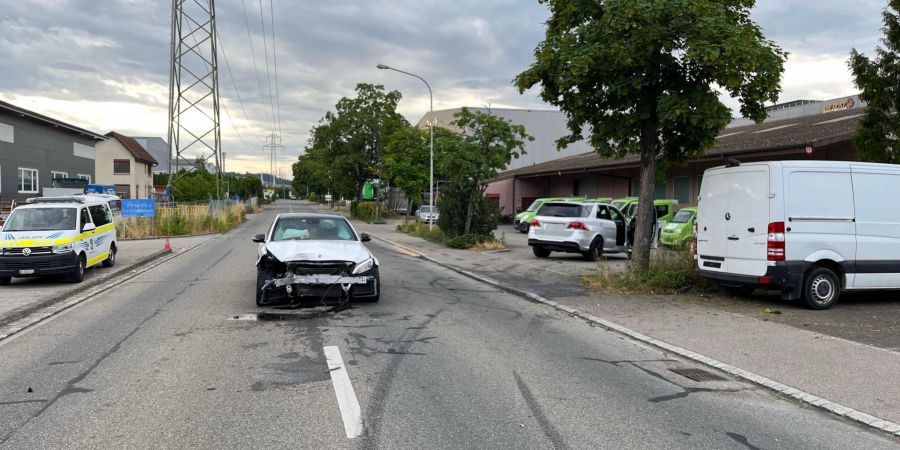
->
xmin=725 ymin=167 xmax=770 ymax=277
xmin=697 ymin=170 xmax=730 ymax=272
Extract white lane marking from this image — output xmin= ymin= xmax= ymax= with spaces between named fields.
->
xmin=324 ymin=345 xmax=365 ymax=438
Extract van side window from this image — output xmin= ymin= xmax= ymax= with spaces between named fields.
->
xmin=80 ymin=208 xmax=92 ymax=230
xmin=597 ymin=206 xmax=611 ymax=220
xmin=88 ymin=205 xmax=111 ymax=227
xmin=656 ymin=205 xmax=668 ymax=218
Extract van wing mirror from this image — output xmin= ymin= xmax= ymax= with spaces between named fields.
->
xmin=82 ymin=223 xmax=96 ymax=232
xmin=251 ymin=233 xmax=266 ymax=243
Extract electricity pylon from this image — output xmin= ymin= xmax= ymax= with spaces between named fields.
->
xmin=167 ymin=0 xmax=222 ymax=198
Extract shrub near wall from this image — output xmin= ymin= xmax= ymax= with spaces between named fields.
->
xmin=351 ymin=201 xmax=376 ymax=223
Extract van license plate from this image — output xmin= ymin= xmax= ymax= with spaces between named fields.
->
xmin=19 ymin=269 xmax=34 ymax=275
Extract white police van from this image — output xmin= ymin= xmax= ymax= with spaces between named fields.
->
xmin=0 ymin=195 xmax=118 ymax=285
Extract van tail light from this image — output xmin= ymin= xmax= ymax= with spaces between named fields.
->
xmin=767 ymin=222 xmax=785 ymax=261
xmin=567 ymin=221 xmax=589 ymax=231
xmin=530 ymin=219 xmax=541 ymax=228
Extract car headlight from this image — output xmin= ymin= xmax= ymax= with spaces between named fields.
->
xmin=353 ymin=258 xmax=375 ymax=274
xmin=53 ymin=243 xmax=74 ymax=254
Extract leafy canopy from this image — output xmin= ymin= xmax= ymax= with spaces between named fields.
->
xmin=515 ymin=0 xmax=786 ymax=162
xmin=849 ymin=0 xmax=900 ymax=163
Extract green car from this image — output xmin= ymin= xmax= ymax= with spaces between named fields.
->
xmin=610 ymin=197 xmax=638 ymax=212
xmin=660 ymin=207 xmax=697 ymax=247
xmin=584 ymin=197 xmax=613 ymax=204
xmin=514 ymin=197 xmax=584 ymax=233
xmin=621 ymin=199 xmax=679 ymax=224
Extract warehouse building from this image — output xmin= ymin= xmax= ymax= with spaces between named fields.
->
xmin=0 ymin=100 xmax=105 ymax=204
xmin=422 ymin=95 xmax=868 ymax=216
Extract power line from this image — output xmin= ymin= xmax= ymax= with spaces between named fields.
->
xmin=216 ymin=28 xmax=265 ymax=147
xmin=269 ymin=0 xmax=282 ymax=138
xmin=240 ymin=0 xmax=273 ymax=129
xmin=258 ymin=0 xmax=277 ymax=135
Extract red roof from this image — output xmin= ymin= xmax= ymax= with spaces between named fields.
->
xmin=105 ymin=132 xmax=159 ymax=165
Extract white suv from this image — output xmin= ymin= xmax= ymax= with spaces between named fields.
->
xmin=528 ymin=201 xmax=630 ymax=260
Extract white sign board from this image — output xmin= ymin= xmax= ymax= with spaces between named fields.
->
xmin=325 ymin=194 xmax=333 ymax=202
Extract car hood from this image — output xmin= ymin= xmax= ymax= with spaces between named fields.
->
xmin=265 ymin=240 xmax=371 ymax=263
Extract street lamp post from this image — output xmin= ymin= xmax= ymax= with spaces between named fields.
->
xmin=377 ymin=64 xmax=435 ymax=230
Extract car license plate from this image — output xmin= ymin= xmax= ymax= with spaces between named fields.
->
xmin=19 ymin=269 xmax=34 ymax=275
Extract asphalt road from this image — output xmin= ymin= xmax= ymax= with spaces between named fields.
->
xmin=0 ymin=201 xmax=895 ymax=449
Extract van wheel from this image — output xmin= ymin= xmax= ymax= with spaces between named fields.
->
xmin=69 ymin=254 xmax=86 ymax=283
xmin=583 ymin=238 xmax=602 ymax=262
xmin=803 ymin=267 xmax=840 ymax=310
xmin=102 ymin=245 xmax=116 ymax=268
xmin=0 ymin=277 xmax=10 ymax=286
xmin=532 ymin=246 xmax=550 ymax=258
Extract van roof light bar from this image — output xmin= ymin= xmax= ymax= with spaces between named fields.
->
xmin=26 ymin=196 xmax=88 ymax=204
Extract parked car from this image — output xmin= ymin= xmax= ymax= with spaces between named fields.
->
xmin=0 ymin=195 xmax=118 ymax=285
xmin=611 ymin=197 xmax=638 ymax=211
xmin=514 ymin=197 xmax=584 ymax=233
xmin=660 ymin=207 xmax=697 ymax=247
xmin=416 ymin=205 xmax=440 ymax=224
xmin=696 ymin=160 xmax=900 ymax=310
xmin=252 ymin=213 xmax=380 ymax=306
xmin=622 ymin=199 xmax=679 ymax=225
xmin=528 ymin=201 xmax=630 ymax=261
xmin=585 ymin=197 xmax=613 ymax=204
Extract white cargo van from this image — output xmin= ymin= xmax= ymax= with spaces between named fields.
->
xmin=697 ymin=160 xmax=900 ymax=309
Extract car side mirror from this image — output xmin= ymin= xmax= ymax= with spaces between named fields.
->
xmin=360 ymin=232 xmax=372 ymax=242
xmin=251 ymin=233 xmax=266 ymax=243
xmin=82 ymin=223 xmax=96 ymax=232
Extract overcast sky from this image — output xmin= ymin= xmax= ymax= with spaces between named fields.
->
xmin=0 ymin=0 xmax=889 ymax=173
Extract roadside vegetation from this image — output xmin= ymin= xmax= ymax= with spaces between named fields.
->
xmin=582 ymin=248 xmax=708 ymax=295
xmin=395 ymin=222 xmax=505 ymax=251
xmin=116 ymin=203 xmax=246 ymax=239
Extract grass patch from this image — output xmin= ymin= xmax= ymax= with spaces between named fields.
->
xmin=582 ymin=248 xmax=708 ymax=295
xmin=116 ymin=203 xmax=246 ymax=238
xmin=396 ymin=222 xmax=505 ymax=250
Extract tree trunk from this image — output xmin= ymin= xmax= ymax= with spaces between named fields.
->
xmin=630 ymin=117 xmax=659 ymax=272
xmin=464 ymin=179 xmax=478 ymax=235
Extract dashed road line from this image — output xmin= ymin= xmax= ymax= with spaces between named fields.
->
xmin=324 ymin=345 xmax=365 ymax=438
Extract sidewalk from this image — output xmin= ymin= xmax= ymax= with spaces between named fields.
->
xmin=0 ymin=235 xmax=215 ymax=324
xmin=327 ymin=207 xmax=900 ymax=427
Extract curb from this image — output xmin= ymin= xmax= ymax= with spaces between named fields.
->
xmin=118 ymin=231 xmax=220 ymax=241
xmin=371 ymin=233 xmax=900 ymax=439
xmin=0 ymin=235 xmax=217 ymax=342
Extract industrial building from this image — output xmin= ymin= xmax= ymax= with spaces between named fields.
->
xmin=0 ymin=100 xmax=104 ymax=204
xmin=421 ymin=95 xmax=868 ymax=216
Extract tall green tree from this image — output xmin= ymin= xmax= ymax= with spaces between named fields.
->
xmin=442 ymin=108 xmax=531 ymax=235
xmin=850 ymin=0 xmax=900 ymax=163
xmin=515 ymin=0 xmax=786 ymax=271
xmin=383 ymin=126 xmax=455 ymax=217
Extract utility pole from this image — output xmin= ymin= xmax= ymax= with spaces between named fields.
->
xmin=167 ymin=0 xmax=223 ymax=198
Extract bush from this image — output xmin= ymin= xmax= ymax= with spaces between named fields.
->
xmin=307 ymin=193 xmax=317 ymax=202
xmin=437 ymin=183 xmax=499 ymax=237
xmin=582 ymin=248 xmax=707 ymax=294
xmin=352 ymin=201 xmax=376 ymax=223
xmin=397 ymin=221 xmax=445 ymax=243
xmin=444 ymin=234 xmax=494 ymax=249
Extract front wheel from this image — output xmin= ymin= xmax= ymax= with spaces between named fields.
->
xmin=532 ymin=246 xmax=550 ymax=258
xmin=69 ymin=254 xmax=86 ymax=283
xmin=803 ymin=267 xmax=841 ymax=310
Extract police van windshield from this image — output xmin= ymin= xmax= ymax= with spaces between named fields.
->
xmin=3 ymin=208 xmax=78 ymax=231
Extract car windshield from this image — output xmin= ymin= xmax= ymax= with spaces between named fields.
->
xmin=2 ymin=208 xmax=78 ymax=231
xmin=525 ymin=200 xmax=543 ymax=212
xmin=271 ymin=217 xmax=356 ymax=241
xmin=420 ymin=206 xmax=435 ymax=213
xmin=611 ymin=201 xmax=625 ymax=210
xmin=672 ymin=210 xmax=695 ymax=223
xmin=537 ymin=203 xmax=589 ymax=218
xmin=624 ymin=203 xmax=637 ymax=217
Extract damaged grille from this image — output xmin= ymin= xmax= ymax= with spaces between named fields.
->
xmin=287 ymin=261 xmax=354 ymax=276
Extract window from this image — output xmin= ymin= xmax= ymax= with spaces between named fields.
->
xmin=537 ymin=203 xmax=590 ymax=218
xmin=18 ymin=168 xmax=38 ymax=193
xmin=272 ymin=217 xmax=356 ymax=241
xmin=115 ymin=184 xmax=131 ymax=199
xmin=52 ymin=171 xmax=68 ymax=180
xmin=88 ymin=205 xmax=112 ymax=227
xmin=572 ymin=179 xmax=581 ymax=196
xmin=80 ymin=208 xmax=92 ymax=230
xmin=673 ymin=176 xmax=691 ymax=204
xmin=654 ymin=180 xmax=667 ymax=199
xmin=0 ymin=123 xmax=13 ymax=143
xmin=597 ymin=206 xmax=611 ymax=220
xmin=113 ymin=159 xmax=131 ymax=174
xmin=78 ymin=174 xmax=92 ymax=184
xmin=656 ymin=205 xmax=669 ymax=218
xmin=2 ymin=208 xmax=77 ymax=232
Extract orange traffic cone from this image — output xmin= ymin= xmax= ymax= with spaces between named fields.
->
xmin=164 ymin=237 xmax=172 ymax=252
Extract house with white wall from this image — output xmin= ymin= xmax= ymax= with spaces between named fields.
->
xmin=95 ymin=132 xmax=158 ymax=199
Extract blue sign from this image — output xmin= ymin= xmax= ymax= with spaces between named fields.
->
xmin=122 ymin=199 xmax=156 ymax=217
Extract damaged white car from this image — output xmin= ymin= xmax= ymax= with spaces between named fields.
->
xmin=252 ymin=213 xmax=380 ymax=307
